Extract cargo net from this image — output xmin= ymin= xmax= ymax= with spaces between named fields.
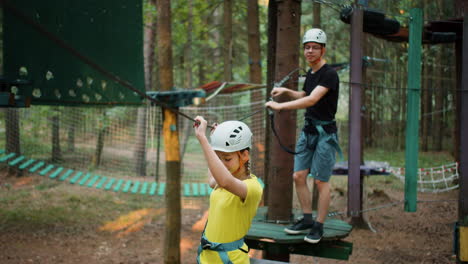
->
xmin=390 ymin=163 xmax=459 ymax=193
xmin=0 ymin=88 xmax=268 ymax=197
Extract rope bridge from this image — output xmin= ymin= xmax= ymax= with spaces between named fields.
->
xmin=390 ymin=162 xmax=459 ymax=193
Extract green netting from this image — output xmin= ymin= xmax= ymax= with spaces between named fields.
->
xmin=3 ymin=0 xmax=144 ymax=106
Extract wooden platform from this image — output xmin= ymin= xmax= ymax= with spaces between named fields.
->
xmin=245 ymin=207 xmax=353 ymax=260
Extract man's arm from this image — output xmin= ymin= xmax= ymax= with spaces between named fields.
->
xmin=266 ymin=85 xmax=329 ymax=111
xmin=270 ymin=87 xmax=306 ymax=100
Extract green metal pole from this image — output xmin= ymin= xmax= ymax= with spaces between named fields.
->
xmin=404 ymin=8 xmax=423 ymax=212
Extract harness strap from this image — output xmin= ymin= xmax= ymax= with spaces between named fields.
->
xmin=306 ymin=118 xmax=344 ymax=160
xmin=196 ymin=234 xmax=246 ymax=264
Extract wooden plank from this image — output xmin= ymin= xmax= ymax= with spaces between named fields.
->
xmin=149 ymin=182 xmax=158 ymax=196
xmin=95 ymin=177 xmax=108 ymax=189
xmin=140 ymin=182 xmax=149 ymax=195
xmin=122 ymin=180 xmax=133 ymax=193
xmin=245 ymin=238 xmax=353 ymax=260
xmin=113 ymin=179 xmax=124 ymax=192
xmin=59 ymin=169 xmax=74 ymax=181
xmin=104 ymin=178 xmax=116 ymax=190
xmin=19 ymin=158 xmax=36 ymax=170
xmin=8 ymin=155 xmax=25 ymax=166
xmin=183 ymin=183 xmax=191 ymax=196
xmin=199 ymin=183 xmax=207 ymax=196
xmin=86 ymin=175 xmax=101 ymax=187
xmin=0 ymin=153 xmax=16 ymax=162
xmin=69 ymin=172 xmax=83 ymax=184
xmin=29 ymin=161 xmax=45 ymax=173
xmin=246 ymin=220 xmax=352 ymax=244
xmin=78 ymin=173 xmax=92 ymax=186
xmin=461 ymin=226 xmax=468 ymax=261
xmin=39 ymin=164 xmax=55 ymax=176
xmin=158 ymin=182 xmax=166 ymax=196
xmin=131 ymin=181 xmax=141 ymax=194
xmin=192 ymin=183 xmax=199 ymax=196
xmin=49 ymin=167 xmax=64 ymax=179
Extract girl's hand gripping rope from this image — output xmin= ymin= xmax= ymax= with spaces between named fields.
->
xmin=193 ymin=116 xmax=208 ymax=139
xmin=193 ymin=116 xmax=217 ymax=139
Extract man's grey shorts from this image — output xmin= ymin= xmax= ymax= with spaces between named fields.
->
xmin=294 ymin=131 xmax=339 ymax=182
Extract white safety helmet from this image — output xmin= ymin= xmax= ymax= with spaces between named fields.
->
xmin=210 ymin=120 xmax=252 ymax=152
xmin=303 ymin=28 xmax=327 ymax=46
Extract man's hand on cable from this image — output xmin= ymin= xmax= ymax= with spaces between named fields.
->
xmin=265 ymin=100 xmax=282 ymax=111
xmin=265 ymin=87 xmax=288 ymax=111
xmin=270 ymin=87 xmax=288 ymax=98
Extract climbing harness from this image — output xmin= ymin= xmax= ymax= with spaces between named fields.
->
xmin=196 ymin=227 xmax=249 ymax=264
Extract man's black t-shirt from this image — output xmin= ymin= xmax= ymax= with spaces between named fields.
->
xmin=302 ymin=64 xmax=339 ymax=134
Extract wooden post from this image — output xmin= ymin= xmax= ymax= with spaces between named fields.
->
xmin=404 ymin=8 xmax=422 ymax=212
xmin=156 ymin=1 xmax=181 ymax=263
xmin=264 ymin=0 xmax=277 ymax=205
xmin=265 ymin=0 xmax=301 ymax=261
xmin=348 ymin=3 xmax=363 ymax=222
xmin=458 ymin=7 xmax=468 ymax=264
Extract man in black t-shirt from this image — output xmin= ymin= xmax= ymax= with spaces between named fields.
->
xmin=265 ymin=28 xmax=340 ymax=244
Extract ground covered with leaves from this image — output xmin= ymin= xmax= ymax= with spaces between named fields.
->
xmin=0 ymin=171 xmax=458 ymax=264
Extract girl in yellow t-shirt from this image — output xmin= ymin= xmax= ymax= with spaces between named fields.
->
xmin=194 ymin=116 xmax=263 ymax=264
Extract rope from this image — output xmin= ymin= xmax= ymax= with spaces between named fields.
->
xmin=390 ymin=162 xmax=459 ymax=193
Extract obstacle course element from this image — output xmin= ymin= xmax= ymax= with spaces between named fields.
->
xmin=0 ymin=77 xmax=32 ymax=107
xmin=332 ymin=161 xmax=390 ymax=176
xmin=0 ymin=150 xmax=266 ymax=197
xmin=146 ymin=89 xmax=206 ymax=107
xmin=245 ymin=207 xmax=353 ymax=260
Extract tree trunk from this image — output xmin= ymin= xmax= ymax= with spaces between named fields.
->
xmin=93 ymin=110 xmax=106 ymax=168
xmin=134 ymin=107 xmax=147 ymax=176
xmin=51 ymin=107 xmax=61 ymax=163
xmin=66 ymin=108 xmax=77 ymax=152
xmin=433 ymin=50 xmax=444 ymax=151
xmin=265 ymin=0 xmax=301 ymax=261
xmin=247 ymin=0 xmax=263 ymax=178
xmin=185 ymin=0 xmax=193 ymax=88
xmin=312 ymin=2 xmax=320 ymax=28
xmin=264 ymin=0 xmax=278 ymax=207
xmin=157 ymin=1 xmax=181 ymax=263
xmin=5 ymin=108 xmax=21 ymax=176
xmin=223 ymin=0 xmax=233 ymax=82
xmin=145 ymin=0 xmax=157 ymax=92
xmin=135 ymin=2 xmax=158 ymax=177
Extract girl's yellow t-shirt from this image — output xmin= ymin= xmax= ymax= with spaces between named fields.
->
xmin=199 ymin=175 xmax=263 ymax=264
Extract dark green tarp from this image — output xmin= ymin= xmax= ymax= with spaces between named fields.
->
xmin=3 ymin=0 xmax=144 ymax=105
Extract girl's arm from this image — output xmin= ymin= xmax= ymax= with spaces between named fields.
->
xmin=194 ymin=116 xmax=248 ymax=200
xmin=208 ymin=170 xmax=217 ymax=188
